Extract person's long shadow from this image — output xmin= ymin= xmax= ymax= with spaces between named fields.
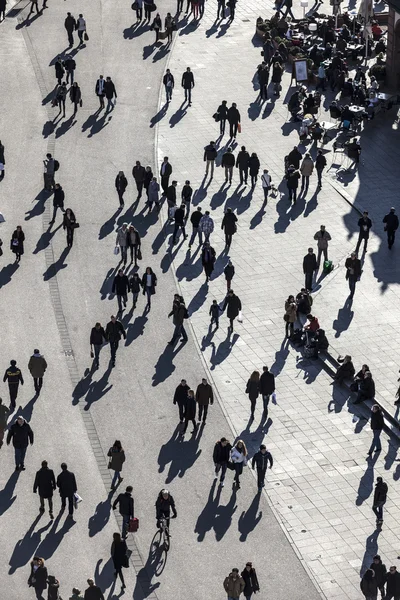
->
xmin=238 ymin=493 xmax=262 ymax=541
xmin=210 ymin=183 xmax=228 ymax=211
xmin=175 ymin=251 xmax=203 ymax=282
xmin=124 ymin=309 xmax=148 ymax=346
xmin=82 ymin=111 xmax=112 ymax=136
xmin=360 ymin=527 xmax=381 ymax=576
xmin=209 ymin=332 xmax=239 ymax=370
xmin=18 ymin=393 xmax=39 ymax=422
xmin=152 ymin=342 xmax=185 ymax=386
xmin=201 ymin=324 xmax=218 ymax=350
xmin=216 ymin=20 xmax=231 ymax=37
xmin=88 ymin=491 xmax=113 ymax=537
xmin=0 ymin=262 xmax=19 ymax=289
xmin=84 ymin=364 xmax=113 ymax=411
xmin=94 ymin=557 xmax=115 ymax=592
xmin=269 ymin=339 xmax=290 ymax=376
xmin=100 ymin=266 xmax=120 ymax=300
xmin=327 ymin=385 xmax=350 ymax=414
xmin=35 ymin=512 xmax=76 ymax=560
xmin=152 ymin=44 xmax=170 ymax=62
xmin=0 ymin=471 xmax=20 ymax=516
xmin=249 ymin=201 xmax=267 ymax=229
xmin=132 ymin=533 xmax=163 ymax=599
xmin=123 ymin=21 xmax=144 ymax=39
xmin=55 ymin=114 xmax=77 ymax=138
xmin=191 ymin=179 xmax=208 ymax=205
xmin=273 ymin=182 xmax=292 ymax=234
xmin=248 ymin=101 xmax=262 ymax=121
xmin=213 ymin=486 xmax=237 ymax=540
xmin=42 ymin=120 xmax=56 ymax=139
xmin=157 ymin=424 xmax=202 ymax=483
xmin=205 ymin=18 xmax=219 ymax=37
xmin=187 ymin=282 xmax=208 ymax=316
xmin=43 ymin=247 xmax=70 ymax=281
xmin=25 ymin=190 xmax=50 ymax=221
xmin=194 ymin=479 xmax=223 ymax=541
xmin=99 ymin=207 xmax=122 ymax=240
xmin=8 ymin=514 xmax=51 ymax=574
xmin=332 ymin=297 xmax=354 ymax=337
xmin=169 ymin=103 xmax=187 ymax=127
xmin=384 ymin=439 xmax=399 ymax=472
xmin=33 ymin=223 xmax=62 ymax=254
xmin=303 ymin=190 xmax=319 ymax=218
xmin=355 ymin=453 xmax=379 ymax=505
xmin=150 ymin=102 xmax=169 ymax=128
xmin=72 ymin=367 xmax=93 ymax=405
xmin=295 ymin=354 xmax=323 ymax=384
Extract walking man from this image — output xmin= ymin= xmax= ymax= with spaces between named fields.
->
xmin=224 ymin=259 xmax=235 ymax=290
xmin=213 ymin=437 xmax=232 ymax=487
xmin=383 ymin=207 xmax=399 ymax=250
xmin=64 ymin=12 xmax=76 ymax=47
xmin=106 ymin=315 xmax=126 ymax=367
xmin=64 ymin=55 xmax=76 ymax=85
xmin=95 ymin=75 xmax=106 ymax=110
xmin=172 ymin=204 xmax=187 ymax=244
xmin=355 ymin=211 xmax=372 ymax=255
xmin=115 ymin=222 xmax=128 ymax=266
xmin=314 ymin=225 xmax=331 ymax=267
xmin=34 ymin=460 xmax=56 ymax=519
xmin=163 ymin=69 xmax=174 ymax=103
xmin=173 ymin=379 xmax=190 ymax=422
xmin=132 ymin=161 xmax=146 ymax=199
xmin=112 ymin=269 xmax=129 ymax=313
xmin=76 ymin=13 xmax=86 ymax=45
xmin=57 ymin=462 xmax=77 ymax=519
xmin=104 ymin=76 xmax=117 ymax=112
xmin=204 ymin=141 xmax=217 ymax=179
xmin=221 ymin=208 xmax=238 ymax=249
xmin=227 ymin=102 xmax=241 ymax=139
xmin=3 ymin=360 xmax=24 ymax=409
xmin=259 ymin=366 xmax=275 ymax=418
xmin=168 ymin=299 xmax=188 ymax=346
xmin=286 ymin=165 xmax=300 ymax=204
xmin=90 ymin=322 xmax=106 ymax=369
xmin=6 ymin=416 xmax=34 ymax=471
xmin=315 ymin=150 xmax=327 ymax=188
xmin=303 ymin=247 xmax=317 ymax=292
xmin=181 ymin=67 xmax=194 ymax=105
xmin=28 ymin=349 xmax=47 ymax=395
xmin=223 ymin=569 xmax=245 ymax=600
xmin=195 ymin=378 xmax=213 ymax=424
xmin=251 ymin=444 xmax=273 ymax=492
xmin=367 ymin=404 xmax=384 ymax=457
xmin=85 ymin=580 xmax=105 ymax=600
xmin=221 ymin=147 xmax=235 ymax=184
xmin=345 ymin=252 xmax=361 ymax=298
xmin=199 ymin=211 xmax=214 ymax=243
xmin=217 ymin=100 xmax=228 ymax=134
xmin=43 ymin=153 xmax=56 ymax=191
xmin=372 ymin=476 xmax=387 ymax=527
xmin=0 ymin=398 xmax=10 ymax=449
xmin=160 ymin=156 xmax=172 ymax=195
xmin=113 ymin=485 xmax=134 ymax=539
xmin=49 ymin=184 xmax=65 ymax=226
xmin=385 ymin=566 xmax=400 ymax=600
xmin=188 ymin=207 xmax=203 ymax=248
xmin=236 ymin=146 xmax=250 ymax=185
xmin=115 ymin=171 xmax=128 ymax=207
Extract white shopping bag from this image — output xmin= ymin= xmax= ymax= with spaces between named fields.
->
xmin=114 ymin=246 xmax=120 ymax=256
xmin=73 ymin=492 xmax=83 ymax=509
xmin=271 ymin=392 xmax=277 ymax=405
xmin=237 ymin=310 xmax=243 ymax=323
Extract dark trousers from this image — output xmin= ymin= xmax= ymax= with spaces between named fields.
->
xmin=40 ymin=496 xmax=53 ymax=512
xmin=161 ymin=176 xmax=170 ymax=195
xmin=93 ymin=344 xmax=102 ymax=365
xmin=66 ymin=227 xmax=74 ymax=247
xmin=305 ymin=271 xmax=313 ymax=291
xmin=220 ymin=118 xmax=226 ymax=134
xmin=33 ymin=377 xmax=43 ymax=393
xmin=301 ymin=175 xmax=309 ymax=192
xmin=33 ymin=587 xmax=46 ymax=600
xmin=98 ymin=94 xmax=105 ymax=108
xmin=28 ymin=0 xmax=39 ymax=16
xmin=224 ymin=233 xmax=232 ymax=247
xmin=183 ymin=418 xmax=196 ymax=433
xmin=15 ymin=446 xmax=27 ymax=468
xmin=61 ymin=494 xmax=74 ymax=515
xmin=257 ymin=467 xmax=267 ymax=488
xmin=355 ymin=233 xmax=368 ymax=254
xmin=372 ymin=503 xmax=384 ymax=521
xmin=129 ymin=245 xmax=138 ymax=264
xmin=184 ymin=88 xmax=192 ymax=103
xmin=110 ymin=340 xmax=119 ymax=362
xmin=387 ymin=229 xmax=396 ymax=249
xmin=66 ymin=70 xmax=75 ymax=85
xmin=51 ymin=204 xmax=65 ymax=222
xmin=117 ymin=189 xmax=125 ymax=206
xmin=215 ymin=462 xmax=228 ymax=481
xmin=144 ymin=5 xmax=151 ymax=19
xmin=117 ymin=294 xmax=127 ymax=312
xmin=177 ymin=0 xmax=183 ymax=10
xmin=8 ymin=383 xmax=19 ymax=408
xmin=229 ymin=122 xmax=238 ymax=138
xmin=198 ymin=404 xmax=208 ymax=422
xmin=67 ymin=30 xmax=74 ymax=46
xmin=288 ymin=187 xmax=297 ymax=203
xmin=78 ymin=29 xmax=84 ymax=43
xmin=250 ymin=398 xmax=256 ymax=416
xmin=135 ymin=180 xmax=144 ymax=197
xmin=239 ymin=167 xmax=248 ymax=184
xmin=348 ymin=277 xmax=357 ymax=297
xmin=136 ymin=6 xmax=143 ymax=19
xmin=316 ymin=167 xmax=323 ymax=186
xmin=173 ymin=223 xmax=186 ymax=242
xmin=170 ymin=323 xmax=188 ymax=344
xmin=250 ymin=173 xmax=257 ymax=187
xmin=115 ymin=566 xmax=125 ymax=586
xmin=262 ymin=394 xmax=270 ymax=415
xmin=177 ymin=402 xmax=185 ymax=421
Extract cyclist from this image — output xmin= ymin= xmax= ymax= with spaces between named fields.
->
xmin=156 ymin=489 xmax=177 ymax=530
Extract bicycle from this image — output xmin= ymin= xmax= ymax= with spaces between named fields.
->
xmin=158 ymin=516 xmax=170 ymax=551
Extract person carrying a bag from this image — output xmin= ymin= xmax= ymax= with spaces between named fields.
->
xmin=76 ymin=14 xmax=87 ymax=45
xmin=111 ymin=532 xmax=128 ymax=589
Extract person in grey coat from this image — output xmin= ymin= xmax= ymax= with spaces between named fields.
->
xmin=147 ymin=177 xmax=160 ymax=210
xmin=28 ymin=349 xmax=47 ymax=395
xmin=313 ymin=225 xmax=331 ymax=267
xmin=115 ymin=223 xmax=128 ymax=266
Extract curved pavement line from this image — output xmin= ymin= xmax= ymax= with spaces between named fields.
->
xmin=152 ymin=16 xmax=327 ymax=600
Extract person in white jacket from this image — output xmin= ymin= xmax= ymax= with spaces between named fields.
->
xmin=230 ymin=440 xmax=248 ymax=489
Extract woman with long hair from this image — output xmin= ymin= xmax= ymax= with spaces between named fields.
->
xmin=111 ymin=532 xmax=127 ymax=589
xmin=10 ymin=225 xmax=25 ymax=263
xmin=141 ymin=266 xmax=157 ymax=309
xmin=63 ymin=208 xmax=77 ymax=248
xmin=108 ymin=440 xmax=126 ymax=491
xmin=245 ymin=371 xmax=260 ymax=419
xmin=28 ymin=556 xmax=48 ymax=600
xmin=230 ymin=440 xmax=248 ymax=489
xmin=284 ymin=295 xmax=296 ymax=338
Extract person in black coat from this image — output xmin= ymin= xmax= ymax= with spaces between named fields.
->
xmin=64 ymin=13 xmax=76 ymax=46
xmin=104 ymin=77 xmax=117 ymax=112
xmin=221 ymin=148 xmax=235 ymax=183
xmin=223 ymin=289 xmax=242 ymax=329
xmin=383 ymin=207 xmax=399 ymax=250
xmin=372 ymin=476 xmax=388 ymax=526
xmin=115 ymin=171 xmax=128 ymax=207
xmin=303 ymin=247 xmax=317 ymax=291
xmin=354 ymin=371 xmax=375 ymax=404
xmin=221 ymin=208 xmax=238 ymax=248
xmin=368 ymin=404 xmax=384 ymax=457
xmin=287 ymin=146 xmax=302 ymax=169
xmin=345 ymin=252 xmax=361 ymax=298
xmin=213 ymin=437 xmax=232 ymax=485
xmin=370 ymin=555 xmax=387 ymax=598
xmin=113 ymin=486 xmax=134 ymax=539
xmin=28 ymin=556 xmax=48 ymax=599
xmin=141 ymin=267 xmax=157 ymax=308
xmin=90 ymin=322 xmax=106 ymax=368
xmin=227 ymin=103 xmax=241 ymax=139
xmin=7 ymin=415 xmax=33 ymax=471
xmin=201 ymin=242 xmax=216 ymax=282
xmin=217 ymin=100 xmax=228 ymax=135
xmin=173 ymin=379 xmax=190 ymax=422
xmin=385 ymin=566 xmax=400 ymax=599
xmin=156 ymin=489 xmax=177 ymax=527
xmin=55 ymin=56 xmax=65 ymax=85
xmin=56 ymin=462 xmax=77 ymax=518
xmin=10 ymin=225 xmax=25 ymax=262
xmin=259 ymin=366 xmax=275 ymax=416
xmin=129 ymin=272 xmax=141 ymax=309
xmin=34 ymin=460 xmax=56 ymax=518
xmin=236 ymin=146 xmax=250 ymax=185
xmin=63 ymin=208 xmax=77 ymax=248
xmin=182 ymin=390 xmax=197 ymax=434
xmin=106 ymin=316 xmax=126 ymax=366
xmin=163 ymin=69 xmax=174 ymax=102
xmin=181 ymin=67 xmax=194 ymax=105
xmin=160 ymin=157 xmax=173 ymax=195
xmin=84 ymin=578 xmax=105 ymax=600
xmin=246 ymin=371 xmax=260 ymax=418
xmin=172 ymin=205 xmax=187 ymax=244
xmin=249 ymin=153 xmax=260 ymax=187
xmin=112 ymin=269 xmax=129 ymax=313
xmin=241 ymin=562 xmax=260 ymax=600
xmin=111 ymin=532 xmax=127 ymax=588
xmin=355 ymin=211 xmax=372 ymax=255
xmin=252 ymin=444 xmax=273 ymax=491
xmin=49 ymin=184 xmax=65 ymax=225
xmin=224 ymin=260 xmax=235 ymax=290
xmin=70 ymin=82 xmax=82 ymax=115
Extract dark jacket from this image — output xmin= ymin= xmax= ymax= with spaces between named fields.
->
xmin=315 ymin=153 xmax=327 ymax=170
xmin=246 ymin=379 xmax=260 ymax=401
xmin=166 ymin=185 xmax=176 ymax=204
xmin=204 ymin=144 xmax=217 ymax=161
xmin=141 ymin=272 xmax=157 ymax=295
xmin=227 ymin=106 xmax=241 ymax=124
xmin=112 ymin=273 xmax=129 ymax=296
xmin=217 ymin=103 xmax=228 ymax=119
xmin=191 ymin=210 xmax=202 ymax=228
xmin=105 ymin=320 xmax=126 ymax=342
xmin=224 ymin=264 xmax=235 ymax=281
xmin=303 ymin=252 xmax=317 ymax=273
xmin=223 ymin=293 xmax=242 ymax=319
xmin=0 ymin=142 xmax=4 ymax=164
xmin=259 ymin=371 xmax=275 ymax=395
xmin=69 ymin=85 xmax=81 ymax=104
xmin=84 ymin=585 xmax=105 ymax=600
xmin=10 ymin=229 xmax=25 ymax=254
xmin=221 ymin=212 xmax=238 ymax=235
xmin=53 ymin=186 xmax=65 ymax=207
xmin=64 ymin=15 xmax=76 ymax=32
xmin=111 ymin=540 xmax=128 ymax=570
xmin=28 ymin=563 xmax=48 ymax=589
xmin=90 ymin=326 xmax=106 ymax=346
xmin=236 ymin=150 xmax=250 ymax=169
xmin=115 ymin=174 xmax=128 ymax=192
xmin=104 ymin=80 xmax=117 ymax=100
xmin=129 ymin=275 xmax=141 ymax=294
xmin=63 ymin=57 xmax=76 ymax=72
xmin=373 ymin=480 xmax=388 ymax=506
xmin=370 ymin=410 xmax=384 ymax=431
xmin=181 ymin=184 xmax=193 ymax=202
xmin=63 ymin=211 xmax=76 ymax=231
xmin=163 ymin=73 xmax=175 ymax=87
xmin=174 ymin=207 xmax=185 ymax=225
xmin=385 ymin=571 xmax=400 ymax=595
xmin=286 ymin=168 xmax=300 ymax=189
xmin=288 ymin=148 xmax=302 ymax=169
xmin=3 ymin=364 xmax=24 ymax=385
xmin=156 ymin=493 xmax=177 ymax=518
xmin=181 ymin=71 xmax=194 ymax=88
xmin=160 ymin=161 xmax=172 ymax=178
xmin=57 ymin=469 xmax=77 ymax=497
xmin=241 ymin=568 xmax=260 ymax=596
xmin=184 ymin=394 xmax=196 ymax=420
xmin=113 ymin=491 xmax=134 ymax=517
xmin=55 ymin=61 xmax=64 ymax=79
xmin=201 ymin=246 xmax=216 ymax=267
xmin=358 ymin=216 xmax=372 ymax=238
xmin=213 ymin=440 xmax=232 ymax=464
xmin=95 ymin=78 xmax=106 ymax=96
xmin=249 ymin=155 xmax=260 ymax=175
xmin=174 ymin=383 xmax=190 ymax=405
xmin=34 ymin=466 xmax=56 ymax=498
xmin=196 ymin=382 xmax=214 ymax=406
xmin=370 ymin=560 xmax=387 ymax=587
xmin=221 ymin=152 xmax=235 ymax=168
xmin=7 ymin=419 xmax=33 ymax=448
xmin=252 ymin=450 xmax=273 ymax=470
xmin=345 ymin=257 xmax=361 ymax=279
xmin=383 ymin=212 xmax=399 ymax=231
xmin=132 ymin=165 xmax=146 ymax=183
xmin=359 ymin=376 xmax=375 ymax=399
xmin=360 ymin=575 xmax=378 ymax=598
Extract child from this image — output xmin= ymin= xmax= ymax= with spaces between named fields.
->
xmin=209 ymin=300 xmax=221 ymax=328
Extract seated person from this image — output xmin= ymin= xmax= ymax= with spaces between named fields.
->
xmin=342 ymin=78 xmax=354 ymax=98
xmin=354 ymin=66 xmax=366 ymax=85
xmin=329 ymin=100 xmax=342 ymax=119
xmin=366 ymin=92 xmax=379 ymax=119
xmin=304 ymin=314 xmax=319 ymax=332
xmin=285 ymin=26 xmax=293 ymax=40
xmin=341 ymin=24 xmax=351 ymax=41
xmin=371 ymin=21 xmax=383 ymax=39
xmin=336 ymin=36 xmax=347 ymax=54
xmin=334 ymin=355 xmax=355 ymax=385
xmin=288 ymin=91 xmax=302 ymax=120
xmin=311 ymin=121 xmax=324 ymax=141
xmin=368 ymin=75 xmax=379 ymax=93
xmin=375 ymin=39 xmax=386 ymax=54
xmin=345 ymin=137 xmax=361 ymax=163
xmin=341 ymin=104 xmax=353 ymax=123
xmin=315 ymin=328 xmax=329 ymax=351
xmin=303 ymin=93 xmax=315 ymax=112
xmin=296 ymin=289 xmax=312 ymax=315
xmin=353 ymin=84 xmax=366 ymax=105
xmin=354 ymin=370 xmax=375 ymax=404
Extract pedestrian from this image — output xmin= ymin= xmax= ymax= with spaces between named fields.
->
xmin=284 ymin=295 xmax=297 ymax=337
xmin=112 ymin=269 xmax=129 ymax=313
xmin=112 ymin=485 xmax=134 ymax=539
xmin=156 ymin=489 xmax=177 ymax=527
xmin=49 ymin=183 xmax=65 ymax=225
xmin=315 ymin=150 xmax=327 ymax=187
xmin=314 ymin=225 xmax=331 ymax=267
xmin=173 ymin=379 xmax=190 ymax=422
xmin=201 ymin=241 xmax=216 ymax=283
xmin=55 ymin=82 xmax=67 ymax=118
xmin=204 ymin=141 xmax=217 ymax=179
xmin=251 ymin=444 xmax=273 ymax=492
xmin=288 ymin=145 xmax=302 ymax=169
xmin=141 ymin=266 xmax=157 ymax=309
xmin=165 ymin=12 xmax=175 ymax=43
xmin=63 ymin=208 xmax=77 ymax=248
xmin=135 ymin=0 xmax=143 ymax=20
xmin=0 ymin=398 xmax=9 ymax=449
xmin=223 ymin=289 xmax=242 ymax=330
xmin=355 ymin=211 xmax=372 ymax=255
xmin=224 ymin=569 xmax=245 ymax=600
xmin=209 ymin=299 xmax=221 ymax=329
xmin=221 ymin=208 xmax=238 ymax=249
xmin=64 ymin=12 xmax=76 ymax=46
xmin=3 ymin=359 xmax=24 ymax=409
xmin=303 ymin=247 xmax=317 ymax=292
xmin=272 ymin=61 xmax=283 ymax=95
xmin=217 ymin=99 xmax=228 ymax=134
xmin=230 ymin=440 xmax=247 ymax=489
xmin=28 ymin=557 xmax=48 ymax=600
xmin=182 ymin=67 xmax=194 ymax=105
xmin=372 ymin=476 xmax=387 ymax=527
xmin=57 ymin=462 xmax=77 ymax=519
xmin=144 ymin=165 xmax=153 ymax=198
xmin=360 ymin=569 xmax=378 ymax=600
xmin=132 ymin=161 xmax=146 ymax=199
xmin=76 ymin=14 xmax=86 ymax=45
xmin=104 ymin=77 xmax=117 ymax=112
xmin=115 ymin=171 xmax=128 ymax=208
xmin=383 ymin=207 xmax=399 ymax=250
xmin=385 ymin=566 xmax=400 ymax=600
xmin=147 ymin=177 xmax=160 ymax=210
xmin=258 ymin=63 xmax=269 ymax=101
xmin=300 ymin=153 xmax=314 ymax=195
xmin=195 ymin=378 xmax=213 ymax=423
xmin=345 ymin=252 xmax=361 ymax=297
xmin=236 ymin=146 xmax=250 ymax=185
xmin=222 ymin=147 xmax=235 ymax=183
xmin=181 ymin=180 xmax=192 ymax=219
xmin=259 ymin=366 xmax=275 ymax=417
xmin=64 ymin=56 xmax=76 ymax=85
xmin=10 ymin=225 xmax=25 ymax=262
xmin=70 ymin=82 xmax=82 ymax=116
xmin=95 ymin=75 xmax=105 ymax=110
xmin=108 ymin=440 xmax=125 ymax=490
xmin=6 ymin=415 xmax=34 ymax=471
xmin=34 ymin=460 xmax=56 ymax=519
xmin=47 ymin=576 xmax=61 ymax=600
xmin=199 ymin=210 xmax=214 ymax=242
xmin=316 ymin=63 xmax=326 ymax=91
xmin=261 ymin=169 xmax=272 ymax=201
xmin=188 ymin=207 xmax=203 ymax=247
xmin=106 ymin=315 xmax=126 ymax=367
xmin=285 ymin=164 xmax=300 ymax=204
xmin=55 ymin=56 xmax=65 ymax=85
xmin=70 ymin=588 xmax=84 ymax=600
xmin=0 ymin=0 xmax=7 ymax=21
xmin=160 ymin=156 xmax=172 ymax=195
xmin=241 ymin=563 xmax=260 ymax=600
xmin=111 ymin=532 xmax=127 ymax=589
xmin=90 ymin=322 xmax=106 ymax=369
xmin=368 ymin=405 xmax=384 ymax=457
xmin=28 ymin=349 xmax=47 ymax=395
xmin=115 ymin=222 xmax=128 ymax=266
xmin=0 ymin=139 xmax=5 ymax=179
xmin=227 ymin=0 xmax=236 ymax=19
xmin=370 ymin=555 xmax=387 ymax=599
xmin=246 ymin=371 xmax=260 ymax=419
xmin=249 ymin=153 xmax=260 ymax=187
xmin=127 ymin=224 xmax=141 ymax=266
xmin=224 ymin=259 xmax=235 ymax=291
xmin=129 ymin=272 xmax=141 ymax=309
xmin=172 ymin=205 xmax=187 ymax=244
xmin=227 ymin=102 xmax=241 ymax=139
xmin=150 ymin=12 xmax=162 ymax=41
xmin=168 ymin=298 xmax=188 ymax=345
xmin=182 ymin=389 xmax=197 ymax=434
xmin=163 ymin=69 xmax=174 ymax=102
xmin=213 ymin=437 xmax=232 ymax=487
xmin=84 ymin=579 xmax=104 ymax=600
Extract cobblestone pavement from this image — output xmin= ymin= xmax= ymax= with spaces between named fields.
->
xmin=156 ymin=1 xmax=400 ymax=597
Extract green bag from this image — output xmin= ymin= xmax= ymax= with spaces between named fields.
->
xmin=323 ymin=260 xmax=333 ymax=274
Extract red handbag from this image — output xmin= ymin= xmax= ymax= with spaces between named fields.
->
xmin=128 ymin=517 xmax=139 ymax=532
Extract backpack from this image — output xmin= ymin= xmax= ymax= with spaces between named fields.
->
xmin=54 ymin=160 xmax=60 ymax=172
xmin=323 ymin=260 xmax=333 ymax=274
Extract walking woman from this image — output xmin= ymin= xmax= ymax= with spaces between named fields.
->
xmin=108 ymin=440 xmax=126 ymax=490
xmin=272 ymin=61 xmax=283 ymax=96
xmin=284 ymin=295 xmax=297 ymax=338
xmin=165 ymin=12 xmax=175 ymax=43
xmin=127 ymin=224 xmax=141 ymax=266
xmin=10 ymin=225 xmax=25 ymax=262
xmin=201 ymin=241 xmax=216 ymax=283
xmin=249 ymin=153 xmax=260 ymax=188
xmin=241 ymin=562 xmax=260 ymax=600
xmin=144 ymin=0 xmax=153 ymax=21
xmin=70 ymin=82 xmax=82 ymax=116
xmin=56 ymin=82 xmax=68 ymax=118
xmin=28 ymin=556 xmax=48 ymax=600
xmin=111 ymin=532 xmax=127 ymax=589
xmin=63 ymin=208 xmax=77 ymax=248
xmin=245 ymin=371 xmax=260 ymax=419
xmin=230 ymin=439 xmax=247 ymax=489
xmin=151 ymin=12 xmax=162 ymax=42
xmin=141 ymin=266 xmax=157 ymax=309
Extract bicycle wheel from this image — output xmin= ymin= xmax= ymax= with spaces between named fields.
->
xmin=163 ymin=527 xmax=170 ymax=551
